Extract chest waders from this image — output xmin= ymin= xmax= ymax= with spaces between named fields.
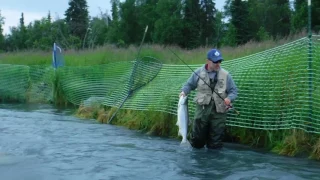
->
xmin=190 ymin=73 xmax=227 ymax=149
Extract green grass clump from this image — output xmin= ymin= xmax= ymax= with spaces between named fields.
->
xmin=76 ymin=105 xmax=179 ymax=138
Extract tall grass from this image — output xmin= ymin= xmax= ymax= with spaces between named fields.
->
xmin=76 ymin=105 xmax=178 ymax=137
xmin=0 ymin=31 xmax=308 ymax=66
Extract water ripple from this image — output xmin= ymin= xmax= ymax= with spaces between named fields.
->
xmin=0 ymin=103 xmax=320 ymax=180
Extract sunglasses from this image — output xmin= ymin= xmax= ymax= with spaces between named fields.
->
xmin=213 ymin=60 xmax=222 ymax=64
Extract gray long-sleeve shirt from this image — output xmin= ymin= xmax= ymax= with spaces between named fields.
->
xmin=181 ymin=65 xmax=238 ymax=101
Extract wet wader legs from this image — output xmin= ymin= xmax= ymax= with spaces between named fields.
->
xmin=190 ymin=102 xmax=227 ymax=149
xmin=190 ymin=104 xmax=211 ymax=148
xmin=206 ymin=111 xmax=227 ymax=149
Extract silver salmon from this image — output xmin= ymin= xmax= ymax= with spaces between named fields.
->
xmin=176 ymin=96 xmax=191 ymax=146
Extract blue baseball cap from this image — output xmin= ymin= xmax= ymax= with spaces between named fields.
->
xmin=207 ymin=49 xmax=223 ymax=62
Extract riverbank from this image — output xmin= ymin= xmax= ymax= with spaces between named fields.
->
xmin=75 ymin=105 xmax=320 ymax=160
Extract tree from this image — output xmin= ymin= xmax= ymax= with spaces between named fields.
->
xmin=135 ymin=0 xmax=159 ymax=43
xmin=264 ymin=0 xmax=291 ymax=38
xmin=2 ymin=0 xmax=318 ymax=51
xmin=153 ymin=0 xmax=184 ymax=45
xmin=6 ymin=27 xmax=20 ymax=51
xmin=51 ymin=19 xmax=70 ymax=48
xmin=312 ymin=0 xmax=320 ymax=32
xmin=229 ymin=0 xmax=250 ymax=45
xmin=246 ymin=0 xmax=266 ymax=41
xmin=24 ymin=15 xmax=54 ymax=50
xmin=5 ymin=12 xmax=29 ymax=50
xmin=0 ymin=10 xmax=5 ymax=51
xmin=107 ymin=0 xmax=121 ymax=44
xmin=65 ymin=0 xmax=89 ymax=45
xmin=292 ymin=0 xmax=307 ymax=33
xmin=199 ymin=0 xmax=216 ymax=47
xmin=224 ymin=0 xmax=250 ymax=45
xmin=19 ymin=13 xmax=28 ymax=49
xmin=292 ymin=0 xmax=320 ymax=33
xmin=88 ymin=12 xmax=110 ymax=47
xmin=118 ymin=0 xmax=140 ymax=45
xmin=111 ymin=0 xmax=120 ymax=23
xmin=214 ymin=10 xmax=226 ymax=48
xmin=182 ymin=0 xmax=202 ymax=49
xmin=256 ymin=26 xmax=270 ymax=42
xmin=222 ymin=23 xmax=237 ymax=47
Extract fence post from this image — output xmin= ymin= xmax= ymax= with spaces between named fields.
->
xmin=307 ymin=0 xmax=313 ymax=126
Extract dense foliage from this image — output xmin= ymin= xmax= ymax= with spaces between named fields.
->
xmin=0 ymin=0 xmax=319 ymax=51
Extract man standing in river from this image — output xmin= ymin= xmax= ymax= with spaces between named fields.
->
xmin=179 ymin=49 xmax=238 ymax=149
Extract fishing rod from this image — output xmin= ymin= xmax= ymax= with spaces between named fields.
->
xmin=169 ymin=48 xmax=240 ymax=115
xmin=107 ymin=25 xmax=149 ymax=124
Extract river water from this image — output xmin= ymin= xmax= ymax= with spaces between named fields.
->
xmin=0 ymin=103 xmax=320 ymax=180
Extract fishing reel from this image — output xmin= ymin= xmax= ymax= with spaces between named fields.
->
xmin=226 ymin=104 xmax=240 ymax=115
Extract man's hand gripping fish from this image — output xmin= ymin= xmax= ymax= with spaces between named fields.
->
xmin=176 ymin=95 xmax=191 ymax=147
